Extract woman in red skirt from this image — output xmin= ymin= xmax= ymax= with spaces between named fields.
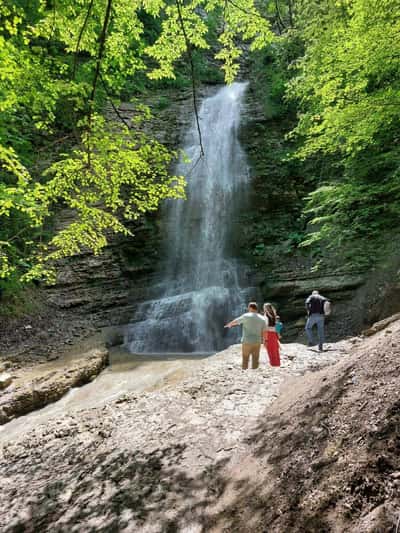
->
xmin=263 ymin=303 xmax=280 ymax=367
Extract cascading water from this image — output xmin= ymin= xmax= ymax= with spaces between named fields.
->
xmin=125 ymin=82 xmax=258 ymax=353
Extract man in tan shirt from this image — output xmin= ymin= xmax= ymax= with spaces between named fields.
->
xmin=225 ymin=302 xmax=266 ymax=369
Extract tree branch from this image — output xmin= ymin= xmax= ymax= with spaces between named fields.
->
xmin=49 ymin=0 xmax=58 ymax=40
xmin=222 ymin=0 xmax=228 ymax=32
xmin=288 ymin=0 xmax=294 ymax=27
xmin=175 ymin=0 xmax=204 ymax=157
xmin=89 ymin=0 xmax=112 ymax=105
xmin=72 ymin=0 xmax=95 ymax=79
xmin=226 ymin=0 xmax=269 ymax=22
xmin=275 ymin=0 xmax=286 ymax=32
xmin=99 ymin=73 xmax=132 ymax=130
xmin=85 ymin=0 xmax=112 ymax=167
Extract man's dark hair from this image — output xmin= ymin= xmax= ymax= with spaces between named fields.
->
xmin=248 ymin=302 xmax=258 ymax=311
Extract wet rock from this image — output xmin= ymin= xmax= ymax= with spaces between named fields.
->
xmin=0 ymin=362 xmax=10 ymax=373
xmin=0 ymin=373 xmax=12 ymax=390
xmin=0 ymin=348 xmax=108 ymax=424
xmin=0 ymin=407 xmax=8 ymax=424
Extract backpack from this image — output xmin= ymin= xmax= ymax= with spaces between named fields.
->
xmin=323 ymin=300 xmax=332 ymax=316
xmin=306 ymin=296 xmax=324 ymax=315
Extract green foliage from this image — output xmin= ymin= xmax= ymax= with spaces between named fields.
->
xmin=145 ymin=0 xmax=272 ymax=83
xmin=289 ymin=0 xmax=400 ymax=267
xmin=35 ymin=114 xmax=185 ymax=281
xmin=0 ymin=284 xmax=42 ymax=317
xmin=250 ymin=32 xmax=302 ymax=119
xmin=242 ymin=0 xmax=400 ymax=275
xmin=247 ymin=0 xmax=400 ymax=270
xmin=289 ymin=0 xmax=400 ymax=160
xmin=0 ymin=0 xmax=272 ymax=287
xmin=0 ymin=145 xmax=49 ymax=280
xmin=155 ymin=95 xmax=171 ymax=110
xmin=301 ymin=170 xmax=400 ymax=268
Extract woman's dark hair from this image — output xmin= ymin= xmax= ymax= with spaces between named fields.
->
xmin=263 ymin=302 xmax=277 ymax=326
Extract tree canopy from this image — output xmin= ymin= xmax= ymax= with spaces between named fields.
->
xmin=0 ymin=0 xmax=272 ymax=284
xmin=288 ymin=0 xmax=400 ymax=266
xmin=1 ymin=0 xmax=400 ymax=294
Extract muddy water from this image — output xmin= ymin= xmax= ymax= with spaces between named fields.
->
xmin=0 ymin=348 xmax=211 ymax=444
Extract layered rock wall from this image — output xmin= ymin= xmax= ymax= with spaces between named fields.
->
xmin=19 ymin=84 xmax=399 ymax=348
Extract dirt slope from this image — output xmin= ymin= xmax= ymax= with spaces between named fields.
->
xmin=0 ymin=321 xmax=399 ymax=532
xmin=206 ymin=320 xmax=400 ymax=532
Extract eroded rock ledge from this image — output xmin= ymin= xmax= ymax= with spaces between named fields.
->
xmin=0 ymin=348 xmax=108 ymax=425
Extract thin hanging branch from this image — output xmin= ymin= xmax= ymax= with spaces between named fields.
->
xmin=275 ymin=0 xmax=286 ymax=32
xmin=226 ymin=0 xmax=269 ymax=22
xmin=175 ymin=0 xmax=204 ymax=158
xmin=288 ymin=0 xmax=294 ymax=27
xmin=85 ymin=0 xmax=112 ymax=167
xmin=99 ymin=72 xmax=132 ymax=129
xmin=72 ymin=0 xmax=95 ymax=79
xmin=89 ymin=0 xmax=112 ymax=105
xmin=49 ymin=0 xmax=58 ymax=40
xmin=222 ymin=0 xmax=228 ymax=32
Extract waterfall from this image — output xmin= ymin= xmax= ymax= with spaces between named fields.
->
xmin=125 ymin=82 xmax=257 ymax=354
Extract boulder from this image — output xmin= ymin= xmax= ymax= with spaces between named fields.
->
xmin=362 ymin=312 xmax=400 ymax=337
xmin=0 ymin=373 xmax=12 ymax=390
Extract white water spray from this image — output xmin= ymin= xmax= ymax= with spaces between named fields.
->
xmin=125 ymin=82 xmax=257 ymax=353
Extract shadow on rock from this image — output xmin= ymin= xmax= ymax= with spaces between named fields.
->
xmin=2 ymin=441 xmax=231 ymax=533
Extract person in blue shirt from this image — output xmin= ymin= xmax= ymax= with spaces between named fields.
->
xmin=275 ymin=315 xmax=283 ymax=338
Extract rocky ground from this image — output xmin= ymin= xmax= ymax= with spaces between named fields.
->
xmin=0 ymin=298 xmax=99 ymax=370
xmin=1 ymin=321 xmax=398 ymax=533
xmin=208 ymin=322 xmax=400 ymax=532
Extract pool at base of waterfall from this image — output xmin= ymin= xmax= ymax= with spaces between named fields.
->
xmin=0 ymin=346 xmax=214 ymax=444
xmin=123 ymin=82 xmax=260 ymax=355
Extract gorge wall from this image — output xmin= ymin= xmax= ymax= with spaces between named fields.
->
xmin=11 ymin=82 xmax=399 ymax=354
xmin=238 ymin=86 xmax=400 ymax=339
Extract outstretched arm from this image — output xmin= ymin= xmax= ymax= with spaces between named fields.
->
xmin=225 ymin=319 xmax=239 ymax=328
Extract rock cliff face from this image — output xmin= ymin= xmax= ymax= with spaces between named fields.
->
xmin=40 ymin=89 xmax=203 ymax=345
xmin=233 ymin=87 xmax=369 ymax=338
xmin=24 ymin=83 xmax=398 ymax=348
xmin=236 ymin=86 xmax=400 ymax=339
xmin=0 ymin=91 xmax=196 ymax=359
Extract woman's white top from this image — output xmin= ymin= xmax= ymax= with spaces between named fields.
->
xmin=264 ymin=314 xmax=276 ymax=332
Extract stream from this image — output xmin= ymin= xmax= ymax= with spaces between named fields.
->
xmin=0 ymin=84 xmax=251 ymax=445
xmin=0 ymin=349 xmax=211 ymax=445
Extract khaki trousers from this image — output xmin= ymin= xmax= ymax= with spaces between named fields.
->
xmin=242 ymin=343 xmax=261 ymax=369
